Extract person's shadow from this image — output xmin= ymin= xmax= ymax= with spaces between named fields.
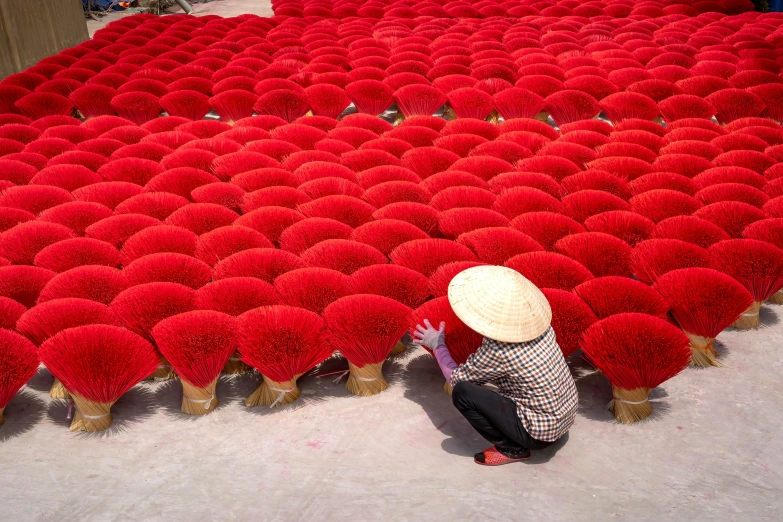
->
xmin=402 ymin=351 xmax=569 ymax=463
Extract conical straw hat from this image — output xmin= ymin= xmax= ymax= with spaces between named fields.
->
xmin=447 ymin=266 xmax=552 ymax=343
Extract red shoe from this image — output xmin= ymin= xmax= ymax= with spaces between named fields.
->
xmin=474 ymin=446 xmax=531 ymax=466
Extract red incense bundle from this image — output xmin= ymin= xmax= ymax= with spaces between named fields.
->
xmin=540 ymin=288 xmax=598 ymax=358
xmin=274 ymin=267 xmax=350 ymax=315
xmin=110 ymin=282 xmax=197 ymax=379
xmin=239 ymin=305 xmax=333 ymax=407
xmin=195 ymin=277 xmax=281 ymax=374
xmin=123 ymin=252 xmax=212 ymax=289
xmin=457 ymin=227 xmax=543 ymax=265
xmin=390 ymin=238 xmax=477 ymax=278
xmin=506 ymin=251 xmax=594 ymax=291
xmin=120 ymin=225 xmax=198 ymax=265
xmin=213 ymin=248 xmax=306 ymax=283
xmin=652 ymin=216 xmax=730 ymax=248
xmin=631 ymin=239 xmax=710 ymax=285
xmin=300 ymin=239 xmax=386 ymax=275
xmin=510 ymin=212 xmax=585 ymax=251
xmin=39 ymin=325 xmax=158 ymax=431
xmin=323 ymin=295 xmax=412 ymax=396
xmin=0 ymin=221 xmax=75 ymax=265
xmin=655 ymin=268 xmax=753 ymax=366
xmin=708 ymin=239 xmax=783 ymax=329
xmin=554 ymin=232 xmax=633 ymax=277
xmin=574 ymin=277 xmax=669 ymax=319
xmin=428 ymin=261 xmax=487 ymax=298
xmin=581 ymin=313 xmax=690 ymax=423
xmin=0 ymin=329 xmax=38 ymax=424
xmin=584 ymin=211 xmax=655 ymax=247
xmin=152 ymin=311 xmax=237 ymax=414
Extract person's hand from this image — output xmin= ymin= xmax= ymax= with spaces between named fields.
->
xmin=412 ymin=319 xmax=445 ymax=350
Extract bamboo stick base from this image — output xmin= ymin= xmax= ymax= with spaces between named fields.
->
xmin=731 ymin=302 xmax=761 ymax=329
xmin=443 ymin=381 xmax=453 ymax=396
xmin=768 ymin=290 xmax=783 ymax=305
xmin=70 ymin=394 xmax=113 ymax=432
xmin=388 ymin=341 xmax=406 ymax=357
xmin=222 ymin=354 xmax=250 ymax=375
xmin=0 ymin=407 xmax=4 ymax=425
xmin=246 ymin=376 xmax=301 ymax=408
xmin=611 ymin=386 xmax=652 ymax=424
xmin=690 ymin=343 xmax=721 ymax=367
xmin=346 ymin=361 xmax=388 ymax=397
xmin=49 ymin=377 xmax=71 ymax=400
xmin=683 ymin=330 xmax=721 ymax=367
xmin=181 ymin=378 xmax=218 ymax=415
xmin=150 ymin=359 xmax=175 ymax=381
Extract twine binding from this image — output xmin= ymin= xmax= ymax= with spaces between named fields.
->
xmin=69 ymin=393 xmax=113 ymax=432
xmin=610 ymin=386 xmax=652 ymax=424
xmin=245 ymin=376 xmax=301 ymax=408
xmin=346 ymin=361 xmax=388 ymax=397
xmin=684 ymin=332 xmax=722 ymax=368
xmin=181 ymin=378 xmax=219 ymax=415
xmin=731 ymin=302 xmax=761 ymax=330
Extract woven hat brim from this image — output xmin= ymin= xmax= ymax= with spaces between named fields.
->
xmin=448 ymin=266 xmax=552 ymax=343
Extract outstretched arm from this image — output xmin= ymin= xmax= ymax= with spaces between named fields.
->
xmin=413 ymin=319 xmax=458 ymax=381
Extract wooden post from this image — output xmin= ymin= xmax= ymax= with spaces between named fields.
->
xmin=0 ymin=0 xmax=88 ymax=79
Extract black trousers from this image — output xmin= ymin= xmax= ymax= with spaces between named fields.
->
xmin=452 ymin=381 xmax=553 ymax=453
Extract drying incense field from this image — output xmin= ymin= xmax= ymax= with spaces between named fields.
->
xmin=1 ymin=0 xmax=783 ymax=519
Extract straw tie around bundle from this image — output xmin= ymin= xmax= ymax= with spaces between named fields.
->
xmin=68 ymin=392 xmax=114 ymax=432
xmin=245 ymin=376 xmax=301 ymax=409
xmin=345 ymin=362 xmax=387 ymax=397
xmin=180 ymin=378 xmax=219 ymax=415
xmin=609 ymin=387 xmax=653 ymax=425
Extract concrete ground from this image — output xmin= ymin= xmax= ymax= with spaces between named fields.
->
xmin=1 ymin=308 xmax=781 ymax=521
xmin=86 ymin=0 xmax=273 ymax=37
xmin=21 ymin=2 xmax=783 ymax=520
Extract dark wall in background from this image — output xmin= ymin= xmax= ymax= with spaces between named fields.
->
xmin=0 ymin=0 xmax=88 ymax=79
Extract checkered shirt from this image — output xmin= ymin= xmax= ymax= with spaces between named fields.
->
xmin=449 ymin=327 xmax=578 ymax=442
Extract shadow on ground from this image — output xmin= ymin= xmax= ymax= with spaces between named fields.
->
xmin=0 ymin=389 xmax=47 ymax=442
xmin=45 ymin=386 xmax=158 ymax=439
